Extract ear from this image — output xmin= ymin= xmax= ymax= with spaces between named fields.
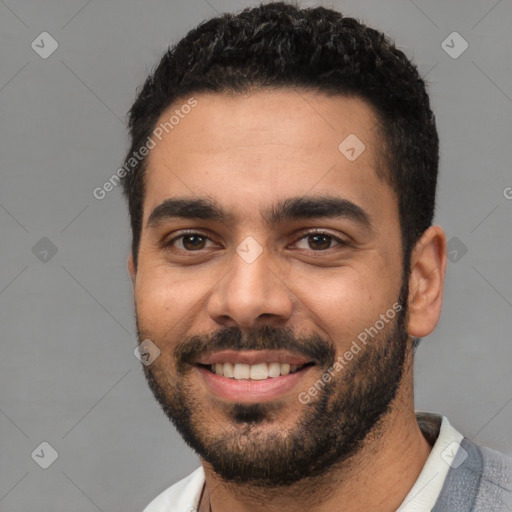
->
xmin=127 ymin=253 xmax=136 ymax=286
xmin=406 ymin=225 xmax=447 ymax=338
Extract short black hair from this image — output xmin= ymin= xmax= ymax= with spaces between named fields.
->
xmin=121 ymin=1 xmax=439 ymax=273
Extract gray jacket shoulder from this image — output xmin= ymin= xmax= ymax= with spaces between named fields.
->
xmin=432 ymin=438 xmax=512 ymax=512
xmin=473 ymin=444 xmax=512 ymax=511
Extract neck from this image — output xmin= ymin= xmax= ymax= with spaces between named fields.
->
xmin=199 ymin=358 xmax=431 ymax=512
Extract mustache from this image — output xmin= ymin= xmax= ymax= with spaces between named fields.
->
xmin=174 ymin=325 xmax=335 ymax=373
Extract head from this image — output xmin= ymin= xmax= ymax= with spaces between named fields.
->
xmin=122 ymin=1 xmax=446 ymax=486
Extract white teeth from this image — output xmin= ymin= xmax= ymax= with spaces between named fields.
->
xmin=223 ymin=362 xmax=234 ymax=378
xmin=233 ymin=363 xmax=250 ymax=379
xmin=268 ymin=362 xmax=281 ymax=378
xmin=250 ymin=363 xmax=268 ymax=380
xmin=210 ymin=362 xmax=306 ymax=379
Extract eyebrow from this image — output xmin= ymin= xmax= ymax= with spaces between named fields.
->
xmin=146 ymin=195 xmax=372 ymax=230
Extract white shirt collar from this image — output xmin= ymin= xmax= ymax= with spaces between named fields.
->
xmin=397 ymin=412 xmax=464 ymax=511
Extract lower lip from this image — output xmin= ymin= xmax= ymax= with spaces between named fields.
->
xmin=196 ymin=365 xmax=315 ymax=402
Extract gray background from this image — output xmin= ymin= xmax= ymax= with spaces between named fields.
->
xmin=0 ymin=0 xmax=511 ymax=510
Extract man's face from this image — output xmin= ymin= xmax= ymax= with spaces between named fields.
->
xmin=130 ymin=90 xmax=410 ymax=485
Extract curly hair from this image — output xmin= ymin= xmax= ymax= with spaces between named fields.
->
xmin=121 ymin=1 xmax=439 ymax=273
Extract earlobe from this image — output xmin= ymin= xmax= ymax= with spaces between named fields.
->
xmin=406 ymin=226 xmax=447 ymax=338
xmin=127 ymin=253 xmax=136 ymax=285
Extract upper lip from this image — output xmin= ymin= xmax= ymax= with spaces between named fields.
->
xmin=195 ymin=350 xmax=313 ymax=366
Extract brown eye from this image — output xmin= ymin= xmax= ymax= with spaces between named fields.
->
xmin=181 ymin=234 xmax=207 ymax=250
xmin=307 ymin=234 xmax=333 ymax=250
xmin=293 ymin=231 xmax=345 ymax=251
xmin=165 ymin=232 xmax=214 ymax=251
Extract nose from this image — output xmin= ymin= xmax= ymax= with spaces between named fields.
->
xmin=206 ymin=245 xmax=293 ymax=329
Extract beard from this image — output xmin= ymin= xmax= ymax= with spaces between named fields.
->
xmin=137 ymin=283 xmax=410 ymax=488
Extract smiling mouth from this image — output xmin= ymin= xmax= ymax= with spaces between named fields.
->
xmin=198 ymin=361 xmax=316 ymax=380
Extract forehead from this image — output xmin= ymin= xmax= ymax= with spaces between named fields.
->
xmin=142 ymin=89 xmax=396 ymax=228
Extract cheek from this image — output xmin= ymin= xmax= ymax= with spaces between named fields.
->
xmin=292 ymin=266 xmax=400 ymax=343
xmin=134 ymin=270 xmax=180 ymax=332
xmin=134 ymin=267 xmax=213 ymax=337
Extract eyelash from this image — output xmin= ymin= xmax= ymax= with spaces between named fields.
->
xmin=163 ymin=229 xmax=349 ymax=253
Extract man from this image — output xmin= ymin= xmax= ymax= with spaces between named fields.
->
xmin=121 ymin=2 xmax=512 ymax=511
